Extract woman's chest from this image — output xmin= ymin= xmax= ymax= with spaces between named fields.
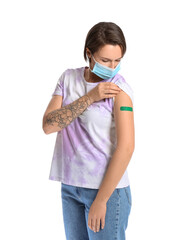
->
xmin=62 ymin=79 xmax=115 ymax=127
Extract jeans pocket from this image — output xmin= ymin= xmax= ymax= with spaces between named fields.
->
xmin=124 ymin=186 xmax=132 ymax=207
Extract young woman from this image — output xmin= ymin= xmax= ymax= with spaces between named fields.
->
xmin=43 ymin=21 xmax=135 ymax=240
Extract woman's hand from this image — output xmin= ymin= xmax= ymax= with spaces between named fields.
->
xmin=87 ymin=82 xmax=121 ymax=103
xmin=88 ymin=199 xmax=107 ymax=233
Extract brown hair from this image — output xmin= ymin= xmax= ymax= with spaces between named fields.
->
xmin=84 ymin=22 xmax=127 ymax=61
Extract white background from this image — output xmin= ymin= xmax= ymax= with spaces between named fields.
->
xmin=0 ymin=0 xmax=190 ymax=239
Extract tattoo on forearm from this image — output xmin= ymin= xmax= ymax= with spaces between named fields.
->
xmin=45 ymin=94 xmax=92 ymax=130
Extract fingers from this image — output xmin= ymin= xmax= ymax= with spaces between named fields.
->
xmin=109 ymin=83 xmax=121 ymax=91
xmin=91 ymin=218 xmax=96 ymax=232
xmin=88 ymin=218 xmax=104 ymax=233
xmin=101 ymin=218 xmax=105 ymax=230
xmin=109 ymin=83 xmax=121 ymax=93
xmin=102 ymin=82 xmax=121 ymax=91
xmin=112 ymin=83 xmax=121 ymax=90
xmin=96 ymin=218 xmax=100 ymax=232
xmin=88 ymin=218 xmax=96 ymax=232
xmin=91 ymin=218 xmax=99 ymax=233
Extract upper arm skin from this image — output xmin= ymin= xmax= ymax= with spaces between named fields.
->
xmin=42 ymin=95 xmax=63 ymax=130
xmin=113 ymin=90 xmax=135 ymax=152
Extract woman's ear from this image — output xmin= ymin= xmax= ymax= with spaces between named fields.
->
xmin=86 ymin=48 xmax=91 ymax=62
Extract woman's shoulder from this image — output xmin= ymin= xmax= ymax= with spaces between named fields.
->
xmin=112 ymin=73 xmax=133 ymax=91
xmin=58 ymin=66 xmax=85 ymax=81
xmin=112 ymin=73 xmax=134 ymax=104
xmin=63 ymin=66 xmax=85 ymax=75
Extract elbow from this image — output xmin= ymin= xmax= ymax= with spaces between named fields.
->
xmin=42 ymin=115 xmax=51 ymax=134
xmin=43 ymin=125 xmax=50 ymax=135
xmin=42 ymin=118 xmax=51 ymax=135
xmin=42 ymin=123 xmax=61 ymax=135
xmin=117 ymin=144 xmax=135 ymax=155
xmin=128 ymin=144 xmax=135 ymax=154
xmin=129 ymin=143 xmax=135 ymax=154
xmin=127 ymin=147 xmax=135 ymax=156
xmin=42 ymin=115 xmax=64 ymax=135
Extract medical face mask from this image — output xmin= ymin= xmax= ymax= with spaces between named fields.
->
xmin=89 ymin=55 xmax=121 ymax=79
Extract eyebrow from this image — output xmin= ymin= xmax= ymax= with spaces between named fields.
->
xmin=101 ymin=57 xmax=122 ymax=61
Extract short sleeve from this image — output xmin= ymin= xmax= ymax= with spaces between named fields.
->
xmin=114 ymin=76 xmax=134 ymax=105
xmin=52 ymin=71 xmax=65 ymax=97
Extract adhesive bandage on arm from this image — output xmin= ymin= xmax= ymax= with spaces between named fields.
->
xmin=120 ymin=106 xmax=133 ymax=111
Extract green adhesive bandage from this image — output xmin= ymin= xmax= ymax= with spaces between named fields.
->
xmin=120 ymin=106 xmax=133 ymax=111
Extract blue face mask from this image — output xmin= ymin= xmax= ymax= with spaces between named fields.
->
xmin=89 ymin=55 xmax=121 ymax=80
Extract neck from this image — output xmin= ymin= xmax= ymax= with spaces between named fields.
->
xmin=86 ymin=67 xmax=104 ymax=83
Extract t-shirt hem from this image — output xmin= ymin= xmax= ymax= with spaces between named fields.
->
xmin=52 ymin=92 xmax=63 ymax=97
xmin=49 ymin=176 xmax=130 ymax=189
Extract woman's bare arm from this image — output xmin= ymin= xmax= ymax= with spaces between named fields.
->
xmin=43 ymin=94 xmax=94 ymax=134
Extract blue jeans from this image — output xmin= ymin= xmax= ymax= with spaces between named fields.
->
xmin=61 ymin=183 xmax=132 ymax=240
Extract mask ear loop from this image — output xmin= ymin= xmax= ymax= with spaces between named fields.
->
xmin=86 ymin=50 xmax=92 ymax=68
xmin=88 ymin=54 xmax=97 ymax=72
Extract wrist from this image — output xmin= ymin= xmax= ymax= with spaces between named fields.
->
xmin=95 ymin=193 xmax=108 ymax=204
xmin=86 ymin=93 xmax=94 ymax=104
xmin=94 ymin=196 xmax=107 ymax=205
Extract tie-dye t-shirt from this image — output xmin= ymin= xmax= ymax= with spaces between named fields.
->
xmin=49 ymin=66 xmax=134 ymax=189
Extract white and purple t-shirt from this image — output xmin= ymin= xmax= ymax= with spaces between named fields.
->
xmin=49 ymin=66 xmax=134 ymax=189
